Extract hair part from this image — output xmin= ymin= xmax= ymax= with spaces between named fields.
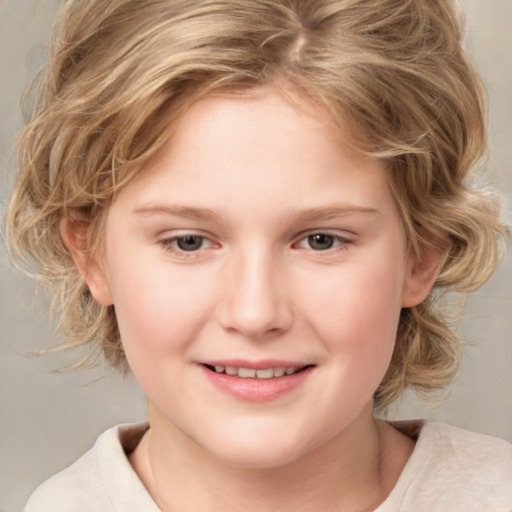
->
xmin=5 ymin=0 xmax=507 ymax=408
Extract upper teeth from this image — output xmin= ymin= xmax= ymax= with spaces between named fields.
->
xmin=213 ymin=365 xmax=298 ymax=378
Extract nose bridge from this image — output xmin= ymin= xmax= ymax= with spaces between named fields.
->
xmin=218 ymin=243 xmax=292 ymax=339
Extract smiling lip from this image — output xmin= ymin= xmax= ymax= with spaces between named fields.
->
xmin=199 ymin=360 xmax=314 ymax=402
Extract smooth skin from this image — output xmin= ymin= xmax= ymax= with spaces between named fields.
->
xmin=63 ymin=88 xmax=441 ymax=511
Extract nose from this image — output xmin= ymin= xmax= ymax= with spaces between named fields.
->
xmin=217 ymin=247 xmax=293 ymax=340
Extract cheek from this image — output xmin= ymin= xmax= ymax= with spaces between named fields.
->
xmin=305 ymin=269 xmax=404 ymax=421
xmin=105 ymin=254 xmax=215 ymax=358
xmin=303 ymin=259 xmax=404 ymax=368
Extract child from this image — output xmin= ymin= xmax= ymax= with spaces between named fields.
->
xmin=5 ymin=0 xmax=512 ymax=510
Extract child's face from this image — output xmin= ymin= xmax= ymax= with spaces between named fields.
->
xmin=84 ymin=88 xmax=425 ymax=467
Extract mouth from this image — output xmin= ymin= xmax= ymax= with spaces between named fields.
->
xmin=200 ymin=361 xmax=315 ymax=401
xmin=203 ymin=364 xmax=313 ymax=379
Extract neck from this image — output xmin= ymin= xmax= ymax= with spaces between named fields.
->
xmin=130 ymin=404 xmax=413 ymax=511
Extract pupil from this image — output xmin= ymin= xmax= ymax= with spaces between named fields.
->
xmin=309 ymin=234 xmax=334 ymax=250
xmin=177 ymin=235 xmax=202 ymax=251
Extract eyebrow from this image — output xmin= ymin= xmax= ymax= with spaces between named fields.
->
xmin=133 ymin=204 xmax=221 ymax=221
xmin=132 ymin=203 xmax=379 ymax=222
xmin=298 ymin=205 xmax=379 ymax=221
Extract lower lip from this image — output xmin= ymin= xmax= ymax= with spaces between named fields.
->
xmin=200 ymin=366 xmax=314 ymax=402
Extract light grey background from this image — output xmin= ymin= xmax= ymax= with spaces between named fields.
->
xmin=1 ymin=1 xmax=511 ymax=511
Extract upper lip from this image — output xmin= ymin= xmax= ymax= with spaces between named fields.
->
xmin=199 ymin=359 xmax=313 ymax=370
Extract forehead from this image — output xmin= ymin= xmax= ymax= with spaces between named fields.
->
xmin=105 ymin=88 xmax=401 ymax=232
xmin=135 ymin=89 xmax=378 ymax=184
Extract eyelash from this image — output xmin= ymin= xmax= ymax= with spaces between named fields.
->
xmin=158 ymin=231 xmax=353 ymax=258
xmin=158 ymin=234 xmax=214 ymax=257
xmin=293 ymin=232 xmax=352 ymax=252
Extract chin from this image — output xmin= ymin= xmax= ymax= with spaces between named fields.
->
xmin=197 ymin=423 xmax=318 ymax=470
xmin=212 ymin=443 xmax=305 ymax=470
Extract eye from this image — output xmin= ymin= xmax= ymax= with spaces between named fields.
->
xmin=159 ymin=234 xmax=212 ymax=253
xmin=295 ymin=232 xmax=351 ymax=252
xmin=307 ymin=233 xmax=336 ymax=251
xmin=175 ymin=235 xmax=205 ymax=251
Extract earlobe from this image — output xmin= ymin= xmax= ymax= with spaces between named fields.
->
xmin=59 ymin=213 xmax=114 ymax=306
xmin=401 ymin=240 xmax=445 ymax=308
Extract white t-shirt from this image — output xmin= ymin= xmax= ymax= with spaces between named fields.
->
xmin=24 ymin=421 xmax=512 ymax=511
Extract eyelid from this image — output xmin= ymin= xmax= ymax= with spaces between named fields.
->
xmin=162 ymin=235 xmax=212 ymax=248
xmin=293 ymin=230 xmax=355 ymax=250
xmin=157 ymin=230 xmax=220 ymax=257
xmin=157 ymin=228 xmax=214 ymax=242
xmin=156 ymin=228 xmax=355 ymax=256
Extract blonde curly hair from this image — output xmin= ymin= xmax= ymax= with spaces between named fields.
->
xmin=5 ymin=0 xmax=506 ymax=407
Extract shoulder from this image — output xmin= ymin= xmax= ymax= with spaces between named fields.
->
xmin=382 ymin=421 xmax=512 ymax=511
xmin=24 ymin=423 xmax=157 ymax=512
xmin=419 ymin=422 xmax=512 ymax=476
xmin=24 ymin=428 xmax=112 ymax=512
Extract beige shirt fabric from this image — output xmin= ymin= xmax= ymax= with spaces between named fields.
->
xmin=24 ymin=421 xmax=512 ymax=511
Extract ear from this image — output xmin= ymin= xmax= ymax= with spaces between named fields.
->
xmin=401 ymin=237 xmax=445 ymax=308
xmin=59 ymin=211 xmax=113 ymax=306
